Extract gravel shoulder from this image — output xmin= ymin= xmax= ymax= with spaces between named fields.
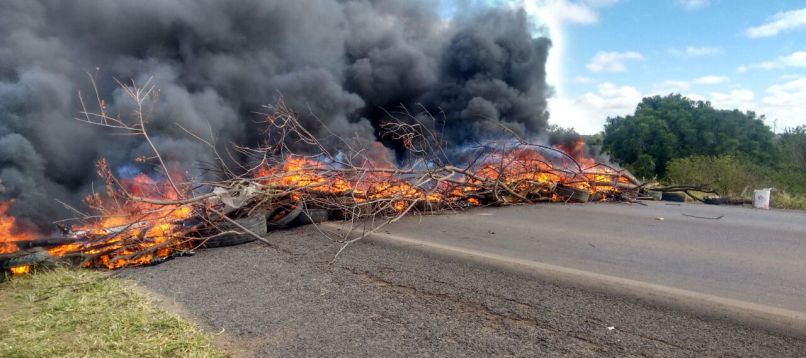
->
xmin=124 ymin=224 xmax=806 ymax=357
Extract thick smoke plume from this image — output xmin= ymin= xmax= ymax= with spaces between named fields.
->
xmin=0 ymin=0 xmax=550 ymax=229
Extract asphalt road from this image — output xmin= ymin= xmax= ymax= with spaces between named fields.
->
xmin=125 ymin=202 xmax=806 ymax=357
xmin=378 ymin=202 xmax=806 ymax=318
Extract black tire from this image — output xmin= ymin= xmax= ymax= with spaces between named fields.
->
xmin=290 ymin=208 xmax=329 ymax=226
xmin=196 ymin=232 xmax=257 ymax=248
xmin=556 ymin=185 xmax=591 ymax=203
xmin=266 ymin=204 xmax=304 ymax=229
xmin=661 ymin=192 xmax=687 ymax=202
xmin=0 ymin=248 xmax=50 ymax=270
xmin=415 ymin=201 xmax=444 ymax=212
xmin=194 ymin=213 xmax=267 ymax=248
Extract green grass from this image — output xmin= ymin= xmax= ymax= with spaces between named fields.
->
xmin=0 ymin=268 xmax=226 ymax=358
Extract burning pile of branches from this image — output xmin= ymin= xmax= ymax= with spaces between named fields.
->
xmin=1 ymin=81 xmax=644 ymax=277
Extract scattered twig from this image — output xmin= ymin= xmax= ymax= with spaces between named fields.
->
xmin=682 ymin=213 xmax=724 ymax=220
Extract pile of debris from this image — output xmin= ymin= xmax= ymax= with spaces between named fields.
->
xmin=2 ymin=86 xmax=655 ymax=277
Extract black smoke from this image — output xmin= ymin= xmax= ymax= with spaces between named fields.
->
xmin=0 ymin=0 xmax=550 ymax=229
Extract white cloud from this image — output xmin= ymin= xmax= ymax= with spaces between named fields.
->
xmin=738 ymin=51 xmax=806 ymax=72
xmin=586 ymin=51 xmax=644 ymax=73
xmin=677 ymin=0 xmax=709 ymax=10
xmin=581 ymin=0 xmax=620 ymax=6
xmin=709 ymin=89 xmax=756 ymax=112
xmin=550 ymin=82 xmax=642 ymax=134
xmin=522 ymin=0 xmax=620 ymax=100
xmin=653 ymin=75 xmax=728 ymax=93
xmin=682 ymin=93 xmax=707 ymax=102
xmin=527 ymin=0 xmax=617 ymax=26
xmin=692 ymin=75 xmax=729 ymax=85
xmin=746 ymin=8 xmax=806 ymax=38
xmin=657 ymin=80 xmax=691 ymax=92
xmin=553 ymin=77 xmax=804 ymax=134
xmin=760 ymin=77 xmax=806 ymax=129
xmin=779 ymin=73 xmax=804 ymax=80
xmin=573 ymin=75 xmax=595 ymax=84
xmin=547 ymin=1 xmax=598 ymax=24
xmin=667 ymin=46 xmax=723 ymax=57
xmin=763 ymin=78 xmax=806 ymax=107
xmin=779 ymin=52 xmax=806 ymax=67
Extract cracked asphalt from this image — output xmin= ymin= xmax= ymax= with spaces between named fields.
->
xmin=124 ymin=225 xmax=806 ymax=357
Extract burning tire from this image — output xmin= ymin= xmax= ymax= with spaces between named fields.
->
xmin=0 ymin=248 xmax=51 ymax=270
xmin=1 ymin=248 xmax=53 ymax=277
xmin=555 ymin=185 xmax=591 ymax=203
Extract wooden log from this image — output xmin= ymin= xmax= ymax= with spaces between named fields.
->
xmin=14 ymin=237 xmax=82 ymax=249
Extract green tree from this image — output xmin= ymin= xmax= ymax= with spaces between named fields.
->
xmin=602 ymin=94 xmax=777 ymax=176
xmin=779 ymin=125 xmax=806 ymax=171
xmin=629 ymin=154 xmax=656 ymax=179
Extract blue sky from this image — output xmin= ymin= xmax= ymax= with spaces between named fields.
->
xmin=501 ymin=0 xmax=806 ymax=133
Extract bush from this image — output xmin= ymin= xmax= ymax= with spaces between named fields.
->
xmin=628 ymin=154 xmax=656 ymax=180
xmin=766 ymin=166 xmax=806 ymax=196
xmin=665 ymin=155 xmax=768 ymax=197
xmin=772 ymin=191 xmax=806 ymax=211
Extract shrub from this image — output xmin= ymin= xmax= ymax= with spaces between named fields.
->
xmin=665 ymin=155 xmax=768 ymax=197
xmin=772 ymin=191 xmax=806 ymax=211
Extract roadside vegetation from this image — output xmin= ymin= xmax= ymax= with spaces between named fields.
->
xmin=0 ymin=268 xmax=225 ymax=358
xmin=594 ymin=94 xmax=806 ymax=209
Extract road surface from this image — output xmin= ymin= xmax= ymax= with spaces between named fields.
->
xmin=375 ymin=202 xmax=806 ymax=321
xmin=125 ymin=202 xmax=806 ymax=356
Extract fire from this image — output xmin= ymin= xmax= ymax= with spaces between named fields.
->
xmin=258 ymin=155 xmax=446 ymax=212
xmin=555 ymin=139 xmax=597 ymax=170
xmin=4 ymin=138 xmax=633 ymax=275
xmin=10 ymin=265 xmax=30 ymax=275
xmin=0 ymin=200 xmax=34 ymax=255
xmin=254 ymin=140 xmax=632 ymax=212
xmin=45 ymin=170 xmax=195 ymax=270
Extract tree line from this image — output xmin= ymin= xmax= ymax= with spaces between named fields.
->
xmin=594 ymin=94 xmax=806 ymax=201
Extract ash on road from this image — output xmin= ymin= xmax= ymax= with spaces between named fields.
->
xmin=125 ymin=203 xmax=806 ymax=357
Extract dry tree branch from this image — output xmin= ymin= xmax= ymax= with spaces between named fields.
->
xmin=53 ymin=84 xmax=644 ymax=270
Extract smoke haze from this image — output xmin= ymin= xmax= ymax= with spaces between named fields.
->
xmin=0 ymin=0 xmax=551 ymax=229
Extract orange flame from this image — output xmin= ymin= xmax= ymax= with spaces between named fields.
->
xmin=254 ymin=141 xmax=631 ymax=212
xmin=10 ymin=265 xmax=30 ymax=275
xmin=0 ymin=200 xmax=34 ymax=255
xmin=46 ymin=172 xmax=194 ymax=269
xmin=5 ymin=139 xmax=632 ymax=275
xmin=258 ymin=155 xmax=444 ymax=211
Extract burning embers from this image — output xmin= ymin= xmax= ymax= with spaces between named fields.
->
xmin=1 ymin=102 xmax=640 ymax=277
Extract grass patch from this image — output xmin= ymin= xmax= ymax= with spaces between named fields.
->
xmin=0 ymin=268 xmax=225 ymax=358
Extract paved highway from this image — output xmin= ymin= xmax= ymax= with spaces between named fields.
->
xmin=380 ymin=202 xmax=806 ymax=315
xmin=128 ymin=201 xmax=806 ymax=355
